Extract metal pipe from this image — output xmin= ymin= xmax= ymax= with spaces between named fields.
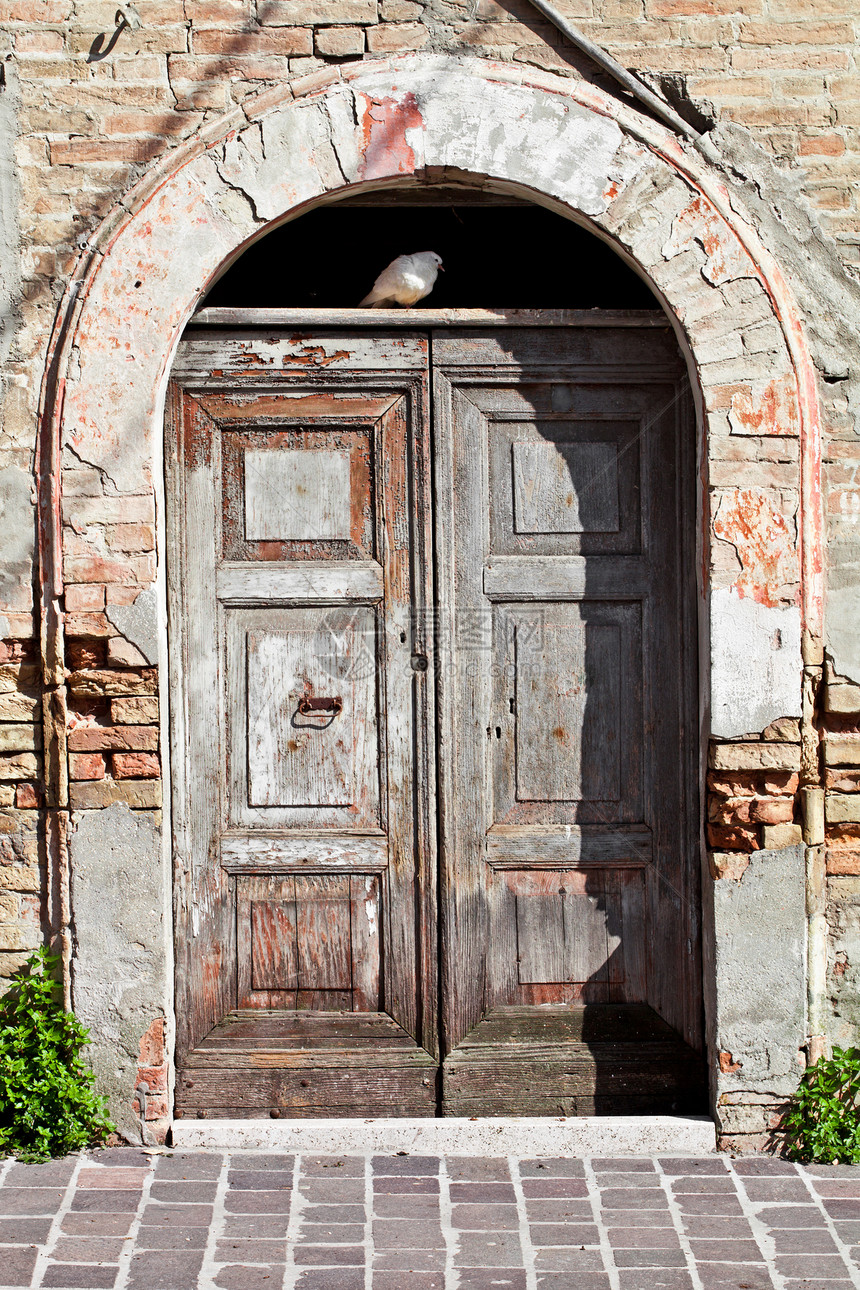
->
xmin=524 ymin=0 xmax=720 ymax=161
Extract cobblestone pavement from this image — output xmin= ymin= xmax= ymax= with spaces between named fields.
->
xmin=0 ymin=1150 xmax=859 ymax=1290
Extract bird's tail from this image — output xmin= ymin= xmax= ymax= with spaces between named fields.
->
xmin=358 ymin=292 xmax=379 ymax=307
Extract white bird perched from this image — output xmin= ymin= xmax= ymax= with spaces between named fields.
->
xmin=359 ymin=251 xmax=443 ymax=308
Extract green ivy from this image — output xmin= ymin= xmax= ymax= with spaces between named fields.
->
xmin=783 ymin=1045 xmax=860 ymax=1164
xmin=0 ymin=948 xmax=115 ymax=1162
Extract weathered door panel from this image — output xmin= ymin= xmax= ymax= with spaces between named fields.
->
xmin=168 ymin=332 xmax=437 ymax=1100
xmin=432 ymin=327 xmax=700 ymax=1107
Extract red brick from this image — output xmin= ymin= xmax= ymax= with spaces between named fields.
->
xmin=708 ymin=771 xmax=799 ymax=796
xmin=66 ymin=641 xmax=106 ymax=670
xmin=69 ymin=752 xmax=106 ymax=781
xmin=106 ymin=524 xmax=155 ymax=553
xmin=0 ymin=0 xmax=71 ymax=18
xmin=65 ymin=584 xmax=106 ymax=612
xmin=15 ymin=784 xmax=40 ymax=809
xmin=69 ymin=778 xmax=162 ymax=809
xmin=15 ymin=29 xmax=64 ymax=51
xmin=707 ymin=823 xmax=760 ymax=851
xmin=366 ymin=21 xmax=429 ymax=49
xmin=193 ymin=27 xmax=313 ymax=54
xmin=112 ymin=752 xmax=160 ymax=779
xmin=68 ymin=726 xmax=159 ymax=752
xmin=167 ymin=53 xmax=289 ymax=80
xmin=314 ymin=25 xmax=365 ymax=54
xmin=139 ymin=1017 xmax=165 ymax=1066
xmin=826 ymin=850 xmax=860 ymax=875
xmin=798 ymin=134 xmax=846 ymax=155
xmin=65 ymin=613 xmax=117 ymax=639
xmin=49 ymin=139 xmax=159 ymax=166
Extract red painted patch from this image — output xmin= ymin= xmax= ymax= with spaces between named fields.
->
xmin=358 ymin=92 xmax=422 ymax=181
xmin=665 ymin=195 xmax=753 ymax=286
xmin=729 ymin=374 xmax=799 ymax=437
xmin=713 ymin=488 xmax=798 ymax=608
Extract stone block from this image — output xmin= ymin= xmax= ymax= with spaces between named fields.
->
xmin=0 ymin=921 xmax=41 ymax=952
xmin=825 ymin=682 xmax=860 ymax=715
xmin=0 ymin=693 xmax=40 ymax=720
xmin=761 ymin=823 xmax=804 ymax=849
xmin=111 ymin=698 xmax=159 ymax=724
xmin=709 ymin=742 xmax=802 ymax=771
xmin=107 ymin=637 xmax=150 ymax=668
xmin=706 ymin=844 xmax=806 ymax=1096
xmin=259 ymin=0 xmax=377 ymax=23
xmin=69 ymin=726 xmax=158 ymax=752
xmin=70 ymin=779 xmax=162 ymax=810
xmin=68 ymin=669 xmax=158 ymax=698
xmin=314 ymin=25 xmax=364 ymax=54
xmin=0 ymin=725 xmax=41 ymax=752
xmin=825 ymin=735 xmax=860 ymax=766
xmin=826 ymin=793 xmax=860 ymax=823
xmin=0 ymin=753 xmax=40 ymax=781
xmin=708 ymin=851 xmax=751 ymax=881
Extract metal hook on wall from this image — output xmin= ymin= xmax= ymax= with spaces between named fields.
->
xmin=86 ymin=3 xmax=142 ymax=64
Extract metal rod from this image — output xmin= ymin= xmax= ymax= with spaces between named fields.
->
xmin=524 ymin=0 xmax=718 ymax=158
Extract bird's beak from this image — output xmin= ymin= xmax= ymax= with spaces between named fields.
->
xmin=438 ymin=265 xmax=445 ymax=272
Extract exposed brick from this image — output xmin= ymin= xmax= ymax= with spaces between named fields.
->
xmin=69 ymin=779 xmax=162 ymax=810
xmin=65 ymin=584 xmax=106 ymax=612
xmin=826 ymin=793 xmax=860 ymax=824
xmin=0 ymin=726 xmax=41 ymax=753
xmin=709 ymin=742 xmax=803 ymax=772
xmin=259 ymin=0 xmax=377 ymax=22
xmin=826 ymin=849 xmax=860 ymax=875
xmin=314 ymin=25 xmax=365 ymax=54
xmin=112 ymin=752 xmax=160 ymax=779
xmin=69 ymin=726 xmax=158 ymax=752
xmin=193 ymin=28 xmax=313 ymax=54
xmin=0 ymin=753 xmax=40 ymax=782
xmin=139 ymin=1017 xmax=165 ymax=1066
xmin=111 ymin=697 xmax=159 ymax=724
xmin=798 ymin=133 xmax=846 ymax=155
xmin=69 ymin=752 xmax=107 ymax=781
xmin=707 ymin=823 xmax=760 ymax=851
xmin=105 ymin=524 xmax=155 ymax=553
xmin=366 ymin=20 xmax=428 ymax=49
xmin=68 ymin=669 xmax=157 ymax=698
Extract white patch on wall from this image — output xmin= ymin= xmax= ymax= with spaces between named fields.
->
xmin=244 ymin=448 xmax=351 ymax=542
xmin=710 ymin=587 xmax=802 ymax=737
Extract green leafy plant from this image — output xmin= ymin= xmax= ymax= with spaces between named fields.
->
xmin=0 ymin=948 xmax=115 ymax=1162
xmin=783 ymin=1045 xmax=860 ymax=1164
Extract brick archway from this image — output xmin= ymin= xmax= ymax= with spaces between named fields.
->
xmin=39 ymin=53 xmax=823 ymax=1143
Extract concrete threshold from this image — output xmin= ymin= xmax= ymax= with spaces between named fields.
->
xmin=172 ymin=1114 xmax=717 ymax=1155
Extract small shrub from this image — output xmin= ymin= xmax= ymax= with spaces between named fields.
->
xmin=783 ymin=1045 xmax=860 ymax=1164
xmin=0 ymin=947 xmax=115 ymax=1162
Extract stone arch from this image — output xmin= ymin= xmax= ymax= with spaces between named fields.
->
xmin=40 ymin=52 xmax=823 ymax=1138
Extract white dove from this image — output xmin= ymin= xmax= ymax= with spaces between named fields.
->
xmin=359 ymin=251 xmax=443 ymax=308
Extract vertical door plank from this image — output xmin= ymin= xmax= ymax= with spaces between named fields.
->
xmin=351 ymin=874 xmax=381 ymax=1012
xmin=250 ymin=895 xmax=298 ymax=991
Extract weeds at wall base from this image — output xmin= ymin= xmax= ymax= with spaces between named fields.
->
xmin=783 ymin=1046 xmax=860 ymax=1164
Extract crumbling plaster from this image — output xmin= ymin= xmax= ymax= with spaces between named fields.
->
xmin=38 ymin=54 xmax=826 ymax=1125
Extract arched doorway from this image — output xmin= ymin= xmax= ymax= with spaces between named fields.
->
xmin=44 ymin=55 xmax=820 ymax=1140
xmin=167 ymin=188 xmax=703 ymax=1119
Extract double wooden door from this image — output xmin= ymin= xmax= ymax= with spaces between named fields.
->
xmin=168 ymin=319 xmax=701 ymax=1119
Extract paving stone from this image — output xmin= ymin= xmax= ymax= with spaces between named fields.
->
xmin=781 ymin=1282 xmax=855 ymax=1289
xmin=669 ymin=1176 xmax=736 ymax=1193
xmin=449 ymin=1182 xmax=516 ymax=1202
xmin=450 ymin=1203 xmax=520 ymax=1230
xmin=373 ymin=1176 xmax=440 ymax=1194
xmin=372 ymin=1194 xmax=441 ymax=1218
xmin=372 ymin=1218 xmax=445 ymax=1247
xmin=775 ymin=1254 xmax=855 ymax=1277
xmin=231 ymin=1155 xmax=294 ymax=1171
xmin=520 ymin=1178 xmax=588 ymax=1197
xmin=293 ymin=1270 xmax=365 ymax=1288
xmin=762 ymin=1204 xmax=829 ymax=1227
xmin=605 ymin=1211 xmax=675 ymax=1228
xmin=617 ymin=1272 xmax=695 ymax=1290
xmin=139 ymin=1203 xmax=214 ymax=1226
xmin=5 ymin=1161 xmax=77 ymax=1187
xmin=372 ymin=1156 xmax=439 ymax=1176
xmin=41 ymin=1265 xmax=118 ymax=1288
xmin=519 ymin=1159 xmax=585 ymax=1177
xmin=373 ymin=1249 xmax=447 ymax=1270
xmin=803 ymin=1166 xmax=860 ymax=1179
xmin=823 ymin=1200 xmax=860 ymax=1220
xmin=528 ymin=1223 xmax=600 ymax=1245
xmin=69 ymin=1190 xmax=143 ymax=1213
xmin=223 ymin=1189 xmax=292 ymax=1214
xmin=227 ymin=1170 xmax=293 ymax=1191
xmin=687 ymin=1238 xmax=764 ymax=1261
xmin=152 ymin=1154 xmax=224 ymax=1179
xmin=597 ymin=1174 xmax=669 ymax=1189
xmin=806 ymin=1180 xmax=860 ymax=1198
xmin=446 ymin=1159 xmax=511 ymax=1182
xmin=147 ymin=1180 xmax=219 ymax=1203
xmin=741 ymin=1179 xmax=814 ymax=1202
xmin=213 ymin=1266 xmax=285 ymax=1290
xmin=76 ymin=1168 xmax=148 ymax=1191
xmin=60 ymin=1214 xmax=135 ymax=1237
xmin=214 ymin=1238 xmax=288 ymax=1261
xmin=454 ymin=1229 xmax=523 ymax=1265
xmin=673 ymin=1194 xmax=744 ymax=1216
xmin=593 ymin=1159 xmax=656 ymax=1172
xmin=295 ymin=1222 xmax=364 ymax=1242
xmin=0 ymin=1217 xmax=52 ymax=1243
xmin=523 ymin=1199 xmax=594 ymax=1223
xmin=599 ymin=1189 xmax=672 ymax=1209
xmin=731 ymin=1158 xmax=798 ymax=1176
xmin=221 ymin=1215 xmax=291 ymax=1239
xmin=124 ymin=1248 xmax=206 ymax=1289
xmin=293 ymin=1245 xmax=365 ymax=1265
xmin=658 ymin=1160 xmax=728 ymax=1175
xmin=0 ymin=1188 xmax=67 ymax=1215
xmin=51 ymin=1236 xmax=129 ymax=1261
xmin=456 ymin=1272 xmax=528 ymax=1289
xmin=134 ymin=1224 xmax=210 ymax=1249
xmin=0 ymin=1244 xmax=38 ymax=1287
xmin=606 ymin=1228 xmax=682 ymax=1248
xmin=769 ymin=1226 xmax=841 ymax=1253
xmin=612 ymin=1250 xmax=689 ymax=1268
xmin=86 ymin=1150 xmax=151 ymax=1168
xmin=694 ymin=1266 xmax=774 ymax=1289
xmin=372 ymin=1274 xmax=444 ymax=1289
xmin=303 ymin=1157 xmax=364 ymax=1177
xmin=679 ymin=1216 xmax=757 ymax=1238
xmin=297 ymin=1204 xmax=366 ymax=1223
xmin=532 ymin=1247 xmax=605 ymax=1270
xmin=298 ymin=1182 xmax=365 ymax=1203
xmin=829 ymin=1222 xmax=860 ymax=1244
xmin=534 ymin=1275 xmax=609 ymax=1290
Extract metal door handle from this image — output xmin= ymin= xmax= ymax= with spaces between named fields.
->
xmin=297 ymin=695 xmax=343 ymax=716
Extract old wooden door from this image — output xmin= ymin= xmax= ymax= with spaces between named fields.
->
xmin=432 ymin=326 xmax=702 ymax=1114
xmin=168 ymin=330 xmax=438 ymax=1117
xmin=168 ymin=315 xmax=702 ymax=1120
